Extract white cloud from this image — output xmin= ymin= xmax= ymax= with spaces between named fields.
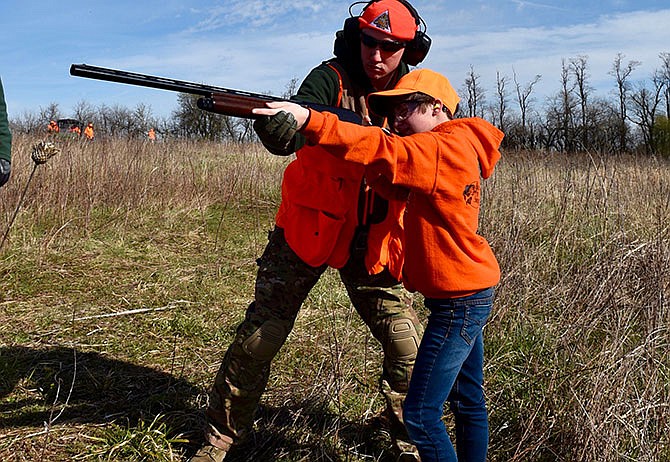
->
xmin=5 ymin=1 xmax=668 ymax=118
xmin=421 ymin=9 xmax=670 ymax=104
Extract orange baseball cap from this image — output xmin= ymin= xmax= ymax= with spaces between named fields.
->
xmin=358 ymin=0 xmax=418 ymax=41
xmin=367 ymin=69 xmax=461 ymax=117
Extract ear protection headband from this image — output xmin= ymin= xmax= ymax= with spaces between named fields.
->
xmin=340 ymin=0 xmax=431 ymax=66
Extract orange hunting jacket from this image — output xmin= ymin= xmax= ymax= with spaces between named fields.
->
xmin=275 ymin=60 xmax=409 ymax=278
xmin=301 ymin=111 xmax=504 ymax=298
xmin=276 ymin=140 xmax=406 ymax=278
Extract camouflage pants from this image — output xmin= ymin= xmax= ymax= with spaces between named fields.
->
xmin=205 ymin=227 xmax=423 ymax=448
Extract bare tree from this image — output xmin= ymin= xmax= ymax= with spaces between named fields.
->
xmin=570 ymin=55 xmax=592 ymax=150
xmin=558 ymin=59 xmax=578 ymax=152
xmin=513 ymin=70 xmax=541 ymax=148
xmin=10 ymin=110 xmax=42 ymax=134
xmin=39 ymin=103 xmax=61 ymax=126
xmin=99 ymin=104 xmax=133 ymax=137
xmin=659 ymin=52 xmax=670 ymax=119
xmin=462 ymin=66 xmax=486 ymax=118
xmin=220 ymin=117 xmax=256 ymax=143
xmin=585 ymin=96 xmax=620 ymax=153
xmin=609 ymin=53 xmax=640 ymax=152
xmin=629 ymin=72 xmax=665 ymax=154
xmin=131 ymin=103 xmax=157 ymax=138
xmin=173 ymin=93 xmax=244 ymax=141
xmin=72 ymin=100 xmax=97 ymax=128
xmin=282 ymin=77 xmax=300 ymax=100
xmin=494 ymin=71 xmax=509 ymax=133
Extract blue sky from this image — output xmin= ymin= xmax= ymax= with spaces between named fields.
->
xmin=1 ymin=0 xmax=669 ymax=120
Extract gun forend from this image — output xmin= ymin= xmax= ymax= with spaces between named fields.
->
xmin=197 ymin=94 xmax=272 ymax=119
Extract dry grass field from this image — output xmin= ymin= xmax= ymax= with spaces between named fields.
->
xmin=0 ymin=134 xmax=668 ymax=461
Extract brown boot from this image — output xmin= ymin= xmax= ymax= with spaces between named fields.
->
xmin=380 ymin=379 xmax=421 ymax=461
xmin=189 ymin=427 xmax=233 ymax=462
xmin=188 ymin=444 xmax=228 ymax=462
xmin=392 ymin=437 xmax=421 ymax=461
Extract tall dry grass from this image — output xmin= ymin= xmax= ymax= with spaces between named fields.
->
xmin=482 ymin=151 xmax=670 ymax=461
xmin=1 ymin=135 xmax=285 ymax=243
xmin=0 ymin=135 xmax=668 ymax=461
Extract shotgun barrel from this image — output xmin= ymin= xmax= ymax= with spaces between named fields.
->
xmin=69 ymin=64 xmax=362 ymax=124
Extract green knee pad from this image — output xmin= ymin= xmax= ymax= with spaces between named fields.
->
xmin=385 ymin=318 xmax=419 ymax=361
xmin=241 ymin=320 xmax=291 ymax=361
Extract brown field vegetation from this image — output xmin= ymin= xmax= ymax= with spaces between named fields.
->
xmin=0 ymin=134 xmax=668 ymax=461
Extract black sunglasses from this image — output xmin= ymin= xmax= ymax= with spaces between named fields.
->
xmin=360 ymin=32 xmax=406 ymax=53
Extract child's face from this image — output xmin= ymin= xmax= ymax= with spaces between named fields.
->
xmin=391 ymin=101 xmax=438 ymax=136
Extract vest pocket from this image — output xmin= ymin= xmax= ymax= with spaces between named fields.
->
xmin=283 ymin=206 xmax=346 ymax=267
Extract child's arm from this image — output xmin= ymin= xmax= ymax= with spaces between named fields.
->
xmin=253 ymin=102 xmax=440 ymax=194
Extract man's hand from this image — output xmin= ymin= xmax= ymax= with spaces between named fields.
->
xmin=253 ymin=110 xmax=298 ymax=155
xmin=253 ymin=102 xmax=310 ymax=130
xmin=0 ymin=159 xmax=10 ymax=188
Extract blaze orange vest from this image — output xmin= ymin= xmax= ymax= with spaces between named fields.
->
xmin=275 ymin=63 xmax=406 ymax=278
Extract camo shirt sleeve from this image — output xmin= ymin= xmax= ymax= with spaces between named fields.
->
xmin=0 ymin=78 xmax=11 ymax=163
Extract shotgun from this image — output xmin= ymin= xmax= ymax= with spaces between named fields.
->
xmin=69 ymin=64 xmax=363 ymax=124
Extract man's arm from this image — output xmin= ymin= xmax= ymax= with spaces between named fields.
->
xmin=253 ymin=64 xmax=341 ymax=155
xmin=0 ymin=78 xmax=12 ymax=188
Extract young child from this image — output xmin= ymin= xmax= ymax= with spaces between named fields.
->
xmin=253 ymin=68 xmax=503 ymax=462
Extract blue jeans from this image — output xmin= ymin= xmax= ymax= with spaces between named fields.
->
xmin=404 ymin=288 xmax=494 ymax=462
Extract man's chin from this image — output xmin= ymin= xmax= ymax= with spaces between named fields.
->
xmin=366 ymin=68 xmax=388 ymax=81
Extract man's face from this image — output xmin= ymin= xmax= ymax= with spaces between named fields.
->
xmin=359 ymin=28 xmax=406 ymax=88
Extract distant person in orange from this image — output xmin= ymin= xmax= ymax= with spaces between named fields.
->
xmin=84 ymin=123 xmax=94 ymax=140
xmin=70 ymin=125 xmax=81 ymax=136
xmin=47 ymin=120 xmax=59 ymax=134
xmin=147 ymin=127 xmax=156 ymax=142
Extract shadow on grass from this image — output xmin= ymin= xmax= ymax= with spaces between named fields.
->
xmin=0 ymin=346 xmax=395 ymax=461
xmin=0 ymin=345 xmax=199 ymax=429
xmin=198 ymin=400 xmax=396 ymax=462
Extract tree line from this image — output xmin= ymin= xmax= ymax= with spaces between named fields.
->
xmin=462 ymin=52 xmax=670 ymax=156
xmin=9 ymin=54 xmax=670 ymax=156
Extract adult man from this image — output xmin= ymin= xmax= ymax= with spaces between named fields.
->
xmin=0 ymin=78 xmax=11 ymax=188
xmin=191 ymin=1 xmax=430 ymax=461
